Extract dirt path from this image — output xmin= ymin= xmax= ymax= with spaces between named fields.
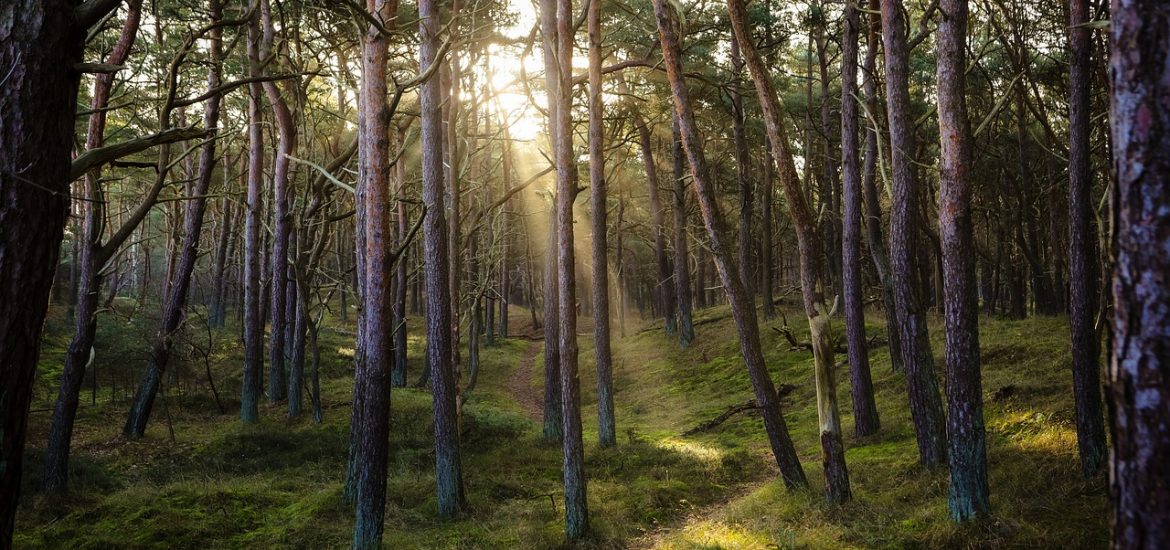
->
xmin=508 ymin=339 xmax=544 ymax=423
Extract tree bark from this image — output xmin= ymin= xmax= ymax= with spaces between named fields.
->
xmin=936 ymin=0 xmax=990 ymax=520
xmin=672 ymin=116 xmax=695 ymax=347
xmin=1107 ymin=1 xmax=1170 ymax=546
xmin=241 ymin=8 xmax=266 ymax=424
xmin=1066 ymin=0 xmax=1107 ymax=478
xmin=840 ymin=0 xmax=880 ymax=438
xmin=420 ymin=0 xmax=466 ymax=520
xmin=729 ymin=34 xmax=754 ymax=297
xmin=880 ymin=0 xmax=947 ymax=465
xmin=588 ymin=0 xmax=617 ymax=448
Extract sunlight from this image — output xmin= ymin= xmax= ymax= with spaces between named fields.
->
xmin=654 ymin=437 xmax=726 ymax=464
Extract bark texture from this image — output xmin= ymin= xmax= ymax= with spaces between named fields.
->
xmin=1107 ymin=1 xmax=1170 ymax=546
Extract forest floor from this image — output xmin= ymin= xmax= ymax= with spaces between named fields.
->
xmin=14 ymin=300 xmax=1108 ymax=548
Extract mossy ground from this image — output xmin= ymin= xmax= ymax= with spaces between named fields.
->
xmin=15 ymin=301 xmax=1106 ymax=548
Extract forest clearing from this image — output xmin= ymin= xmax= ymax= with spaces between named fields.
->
xmin=1 ymin=0 xmax=1166 ymax=547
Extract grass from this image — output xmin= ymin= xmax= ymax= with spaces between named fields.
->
xmin=14 ymin=302 xmax=1106 ymax=548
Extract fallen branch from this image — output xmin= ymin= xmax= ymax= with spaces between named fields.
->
xmin=681 ymin=385 xmax=796 ymax=436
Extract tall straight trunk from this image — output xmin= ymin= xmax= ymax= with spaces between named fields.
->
xmin=1107 ymin=1 xmax=1170 ymax=546
xmin=815 ymin=22 xmax=842 ymax=295
xmin=936 ymin=0 xmax=989 ymax=520
xmin=656 ymin=0 xmax=809 ymax=491
xmin=420 ymin=0 xmax=466 ymax=519
xmin=672 ymin=116 xmax=695 ymax=347
xmin=840 ymin=0 xmax=880 ymax=438
xmin=729 ymin=35 xmax=754 ymax=296
xmin=547 ymin=0 xmax=589 ymax=536
xmin=352 ymin=0 xmax=399 ymax=545
xmin=539 ymin=0 xmax=564 ymax=443
xmin=445 ymin=0 xmax=463 ymax=382
xmin=42 ymin=0 xmax=143 ymax=491
xmin=1066 ymin=0 xmax=1107 ymax=478
xmin=860 ymin=0 xmax=902 ymax=372
xmin=636 ymin=115 xmax=676 ymax=333
xmin=727 ymin=0 xmax=849 ymax=502
xmin=209 ymin=187 xmax=234 ymax=328
xmin=761 ymin=140 xmax=776 ymax=320
xmin=392 ymin=127 xmax=410 ymax=387
xmin=262 ymin=0 xmax=295 ymax=403
xmin=241 ymin=11 xmax=266 ymax=424
xmin=879 ymin=0 xmax=947 ymax=465
xmin=124 ymin=0 xmax=225 ymax=438
xmin=588 ymin=0 xmax=616 ymax=448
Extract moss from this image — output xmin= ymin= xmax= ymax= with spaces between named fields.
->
xmin=16 ymin=305 xmax=1107 ymax=548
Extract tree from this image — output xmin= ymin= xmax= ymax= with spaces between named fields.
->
xmin=879 ymin=0 xmax=947 ymax=466
xmin=936 ymin=0 xmax=989 ymax=520
xmin=726 ymin=0 xmax=849 ymax=503
xmin=242 ymin=3 xmax=266 ymax=424
xmin=588 ymin=0 xmax=617 ymax=448
xmin=1066 ymin=0 xmax=1107 ymax=477
xmin=1107 ymin=0 xmax=1170 ymax=545
xmin=654 ymin=0 xmax=809 ymax=491
xmin=672 ymin=116 xmax=695 ymax=347
xmin=546 ymin=0 xmax=589 ymax=535
xmin=840 ymin=0 xmax=880 ymax=438
xmin=419 ymin=0 xmax=466 ymax=520
xmin=351 ymin=0 xmax=398 ymax=544
xmin=0 ymin=0 xmax=123 ymax=544
xmin=124 ymin=0 xmax=230 ymax=438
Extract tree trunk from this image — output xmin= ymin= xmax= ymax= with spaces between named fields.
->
xmin=125 ymin=0 xmax=224 ymax=438
xmin=420 ymin=0 xmax=466 ymax=520
xmin=241 ymin=10 xmax=266 ymax=424
xmin=546 ymin=0 xmax=589 ymax=536
xmin=730 ymin=35 xmax=754 ymax=296
xmin=840 ymin=0 xmax=880 ymax=438
xmin=727 ymin=0 xmax=850 ymax=502
xmin=352 ymin=0 xmax=400 ymax=545
xmin=672 ymin=116 xmax=695 ymax=347
xmin=392 ymin=127 xmax=410 ymax=388
xmin=1107 ymin=2 xmax=1170 ymax=546
xmin=1066 ymin=0 xmax=1107 ymax=478
xmin=539 ymin=0 xmax=564 ymax=444
xmin=658 ymin=0 xmax=810 ymax=492
xmin=879 ymin=0 xmax=948 ymax=465
xmin=936 ymin=0 xmax=989 ymax=520
xmin=588 ymin=0 xmax=617 ymax=448
xmin=42 ymin=0 xmax=143 ymax=491
xmin=635 ymin=114 xmax=676 ymax=333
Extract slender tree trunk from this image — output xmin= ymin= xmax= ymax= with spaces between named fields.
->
xmin=209 ymin=190 xmax=234 ymax=328
xmin=1107 ymin=1 xmax=1170 ymax=546
xmin=860 ymin=2 xmax=903 ymax=372
xmin=42 ymin=0 xmax=143 ymax=490
xmin=1066 ymin=0 xmax=1107 ymax=478
xmin=546 ymin=0 xmax=589 ymax=535
xmin=393 ymin=128 xmax=410 ymax=388
xmin=539 ymin=0 xmax=564 ymax=443
xmin=241 ymin=10 xmax=266 ymax=424
xmin=124 ymin=0 xmax=224 ymax=438
xmin=261 ymin=0 xmax=295 ymax=403
xmin=730 ymin=35 xmax=754 ymax=296
xmin=658 ymin=0 xmax=810 ymax=491
xmin=635 ymin=114 xmax=676 ymax=333
xmin=672 ymin=116 xmax=695 ymax=347
xmin=840 ymin=0 xmax=880 ymax=438
xmin=880 ymin=0 xmax=948 ymax=465
xmin=588 ymin=0 xmax=617 ymax=448
xmin=936 ymin=0 xmax=989 ymax=520
xmin=420 ymin=0 xmax=466 ymax=519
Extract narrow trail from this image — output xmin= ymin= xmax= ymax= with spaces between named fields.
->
xmin=508 ymin=339 xmax=544 ymax=423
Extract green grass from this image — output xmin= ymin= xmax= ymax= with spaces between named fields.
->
xmin=15 ymin=303 xmax=1106 ymax=548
